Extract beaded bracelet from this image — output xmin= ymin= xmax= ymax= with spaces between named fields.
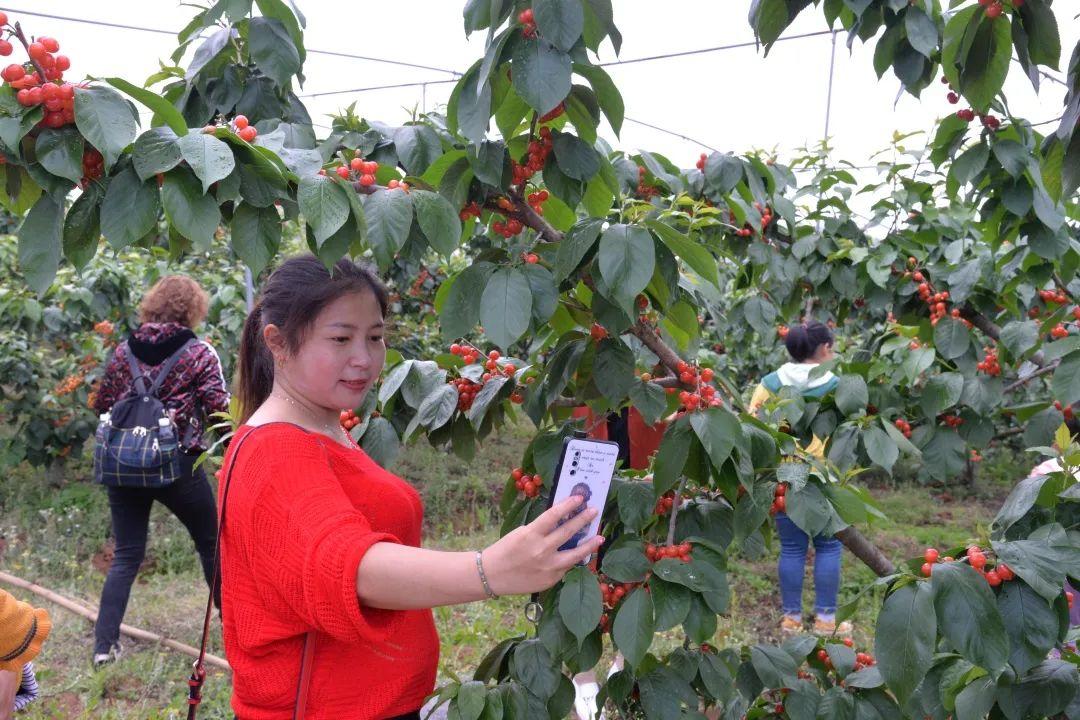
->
xmin=475 ymin=550 xmax=498 ymax=599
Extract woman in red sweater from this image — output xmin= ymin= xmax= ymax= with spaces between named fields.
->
xmin=221 ymin=255 xmax=602 ymax=720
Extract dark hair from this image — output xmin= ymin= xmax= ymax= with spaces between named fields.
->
xmin=783 ymin=321 xmax=834 ymax=363
xmin=236 ymin=255 xmax=388 ymax=423
xmin=570 ymin=482 xmax=593 ymax=500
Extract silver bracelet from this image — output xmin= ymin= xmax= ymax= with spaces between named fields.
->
xmin=475 ymin=550 xmax=498 ymax=599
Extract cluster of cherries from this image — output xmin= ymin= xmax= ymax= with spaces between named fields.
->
xmin=673 ymin=360 xmax=720 ymax=412
xmin=921 ymin=545 xmax=1017 ymax=587
xmin=977 ymin=345 xmax=1001 ymax=376
xmin=448 ymin=343 xmax=483 ymax=365
xmin=1050 ymin=323 xmax=1070 ymax=339
xmin=332 ymin=152 xmax=380 ymax=187
xmin=589 ymin=323 xmax=607 ymax=342
xmin=339 ymin=409 xmax=361 ymax=431
xmin=892 ymin=417 xmax=914 ymax=439
xmin=511 ymin=467 xmax=543 ymax=498
xmin=511 ymin=127 xmax=553 ymax=186
xmin=79 ymin=147 xmax=104 ymax=188
xmin=769 ymin=482 xmax=787 ymax=515
xmin=977 ymin=0 xmax=1011 ymax=20
xmin=652 ymin=491 xmax=681 ymax=516
xmin=636 ymin=166 xmax=660 ymax=200
xmin=518 ymin=7 xmax=538 ymax=38
xmin=1054 ymin=401 xmax=1075 ymax=421
xmin=202 ymin=115 xmax=258 ymax=143
xmin=645 ymin=542 xmax=693 ymax=563
xmin=940 ymin=414 xmax=964 ymax=429
xmin=695 ymin=153 xmax=706 ymax=171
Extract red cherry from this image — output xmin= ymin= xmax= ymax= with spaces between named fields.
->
xmin=0 ymin=40 xmax=12 ymax=57
xmin=518 ymin=8 xmax=534 ymax=24
xmin=233 ymin=114 xmax=249 ymax=130
xmin=40 ymin=37 xmax=60 ymax=53
xmin=238 ymin=126 xmax=258 ymax=142
xmin=359 ymin=174 xmax=375 ymax=187
xmin=44 ymin=111 xmax=65 ymax=128
xmin=27 ymin=42 xmax=47 ymax=61
xmin=922 ymin=562 xmax=933 ymax=577
xmin=0 ymin=12 xmax=8 ymax=26
xmin=924 ymin=548 xmax=939 ymax=563
xmin=2 ymin=64 xmax=24 ymax=82
xmin=54 ymin=55 xmax=70 ymax=72
xmin=985 ymin=1 xmax=1003 ymax=17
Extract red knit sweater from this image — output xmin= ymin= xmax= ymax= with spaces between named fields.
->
xmin=218 ymin=423 xmax=439 ymax=719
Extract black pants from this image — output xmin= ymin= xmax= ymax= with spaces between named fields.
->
xmin=94 ymin=451 xmax=218 ymax=655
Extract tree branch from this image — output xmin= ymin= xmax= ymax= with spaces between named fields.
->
xmin=835 ymin=526 xmax=895 ymax=577
xmin=10 ymin=22 xmax=49 ymax=84
xmin=1003 ymin=359 xmax=1060 ymax=393
xmin=666 ymin=476 xmax=687 ymax=546
xmin=961 ymin=304 xmax=1046 ymax=366
xmin=630 ymin=319 xmax=686 ymax=380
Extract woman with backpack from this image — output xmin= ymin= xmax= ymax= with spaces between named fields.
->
xmin=748 ymin=321 xmax=851 ymax=638
xmin=90 ymin=275 xmax=230 ymax=666
xmin=213 ymin=255 xmax=601 ymax=719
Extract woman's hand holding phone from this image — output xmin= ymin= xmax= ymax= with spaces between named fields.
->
xmin=480 ymin=495 xmax=604 ymax=596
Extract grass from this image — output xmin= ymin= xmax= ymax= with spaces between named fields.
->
xmin=0 ymin=423 xmax=1023 ymax=718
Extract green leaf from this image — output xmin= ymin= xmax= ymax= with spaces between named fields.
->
xmin=100 ymin=165 xmax=161 ymax=250
xmin=593 ymin=337 xmax=636 ymax=403
xmin=35 ymin=128 xmax=83 ymax=184
xmin=510 ymin=640 xmax=560 ymax=700
xmin=554 ymin=217 xmax=602 ymax=281
xmin=18 ymin=195 xmax=63 ymax=294
xmin=954 ymin=675 xmax=996 ymax=720
xmin=931 ymin=561 xmax=1008 ymax=672
xmin=785 ymin=481 xmax=834 ymax=538
xmin=650 ymin=579 xmax=691 ymax=632
xmin=920 ymin=372 xmax=964 ymax=417
xmin=0 ymin=106 xmax=42 ymax=154
xmin=512 ymin=37 xmax=572 ymax=115
xmin=467 ymin=140 xmax=508 ymax=187
xmin=298 ymin=174 xmax=350 ymax=244
xmin=466 ymin=376 xmax=509 ymax=428
xmin=905 ymin=6 xmax=939 ymax=57
xmin=874 ymin=582 xmax=935 ymax=706
xmin=558 ymin=566 xmax=602 ymax=646
xmin=456 ymin=681 xmax=487 ymax=720
xmin=449 ymin=62 xmax=492 ymax=145
xmin=412 ymin=189 xmax=461 ymax=256
xmin=572 ymin=63 xmax=623 ymax=136
xmin=105 ymin=77 xmax=188 ymax=136
xmin=63 ymin=183 xmax=103 ymax=272
xmin=161 ymin=169 xmax=221 ymax=250
xmin=645 ymin=219 xmax=719 ymax=289
xmin=480 ymin=268 xmax=532 ymax=349
xmin=628 ymin=380 xmax=668 ymax=426
xmin=231 ymin=202 xmax=281 ymax=276
xmin=616 ymin=481 xmax=653 ymax=532
xmin=441 ymin=263 xmax=496 ymax=341
xmin=999 ymin=320 xmax=1039 ymax=358
xmin=689 ymin=407 xmax=742 ymax=470
xmin=132 ymin=127 xmax=183 ymax=181
xmin=997 ymin=579 xmax=1060 ymax=674
xmin=598 ymin=223 xmax=654 ymax=313
xmin=992 ymin=139 xmax=1028 ymax=177
xmin=751 ymin=0 xmax=791 ymax=45
xmin=601 ymin=544 xmax=650 ymax=583
xmin=1017 ymin=0 xmax=1061 ymax=69
xmin=750 ymin=645 xmax=799 ymax=688
xmin=957 ymin=12 xmax=1012 ymax=112
xmin=653 ymin=418 xmax=693 ymax=495
xmin=991 ymin=525 xmax=1080 ymax=602
xmin=1000 ymin=659 xmax=1079 ymax=717
xmin=248 ymin=17 xmax=301 ymax=88
xmin=73 ymin=85 xmax=139 ymax=171
xmin=551 ymin=131 xmax=600 ymax=181
xmin=364 ymin=188 xmax=413 ymax=269
xmin=393 ymin=125 xmax=443 ymax=176
xmin=862 ymin=426 xmax=898 ymax=473
xmin=612 ymin=587 xmax=654 ymax=671
xmin=933 ymin=317 xmax=971 ymax=359
xmin=835 ymin=375 xmax=868 ymax=416
xmin=416 ymin=384 xmax=459 ymax=433
xmin=178 ymin=131 xmax=236 ymax=194
xmin=1052 ymin=351 xmax=1080 ymax=406
xmin=253 ymin=0 xmax=306 ymax=64
xmin=534 ymin=0 xmax=584 ymax=52
xmin=521 ymin=263 xmax=557 ymax=323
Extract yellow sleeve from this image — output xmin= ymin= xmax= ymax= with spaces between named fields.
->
xmin=804 ymin=434 xmax=827 ymax=461
xmin=747 ymin=383 xmax=771 ymax=415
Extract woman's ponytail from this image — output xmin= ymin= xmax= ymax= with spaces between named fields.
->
xmin=783 ymin=320 xmax=833 ymax=362
xmin=236 ymin=302 xmax=274 ymax=424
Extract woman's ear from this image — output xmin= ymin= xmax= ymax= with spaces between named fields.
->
xmin=262 ymin=324 xmax=287 ymax=364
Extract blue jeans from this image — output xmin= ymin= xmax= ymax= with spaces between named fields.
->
xmin=775 ymin=512 xmax=842 ymax=616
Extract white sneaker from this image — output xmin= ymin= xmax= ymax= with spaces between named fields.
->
xmin=573 ymin=679 xmax=599 ymax=720
xmin=92 ymin=643 xmax=122 ymax=667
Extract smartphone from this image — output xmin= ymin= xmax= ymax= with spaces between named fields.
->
xmin=546 ymin=433 xmax=620 ymax=564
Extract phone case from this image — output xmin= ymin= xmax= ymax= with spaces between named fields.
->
xmin=545 ymin=434 xmax=620 ymax=563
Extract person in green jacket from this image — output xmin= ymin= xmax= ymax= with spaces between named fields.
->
xmin=748 ymin=321 xmax=851 ymax=636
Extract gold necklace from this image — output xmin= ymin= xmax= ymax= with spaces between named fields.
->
xmin=270 ymin=392 xmax=351 ymax=446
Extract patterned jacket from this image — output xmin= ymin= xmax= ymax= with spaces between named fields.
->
xmin=92 ymin=322 xmax=230 ymax=452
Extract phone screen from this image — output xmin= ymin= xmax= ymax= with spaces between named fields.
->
xmin=547 ymin=436 xmax=620 ymax=563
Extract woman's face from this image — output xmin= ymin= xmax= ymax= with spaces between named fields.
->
xmin=272 ymin=290 xmax=386 ymax=412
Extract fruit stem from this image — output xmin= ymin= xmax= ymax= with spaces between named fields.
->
xmin=10 ymin=22 xmax=49 ymax=85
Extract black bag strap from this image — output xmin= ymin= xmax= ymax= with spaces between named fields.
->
xmin=148 ymin=338 xmax=198 ymax=397
xmin=124 ymin=342 xmax=153 ymax=395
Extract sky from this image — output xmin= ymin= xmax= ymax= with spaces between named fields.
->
xmin=9 ymin=1 xmax=1079 ymax=170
